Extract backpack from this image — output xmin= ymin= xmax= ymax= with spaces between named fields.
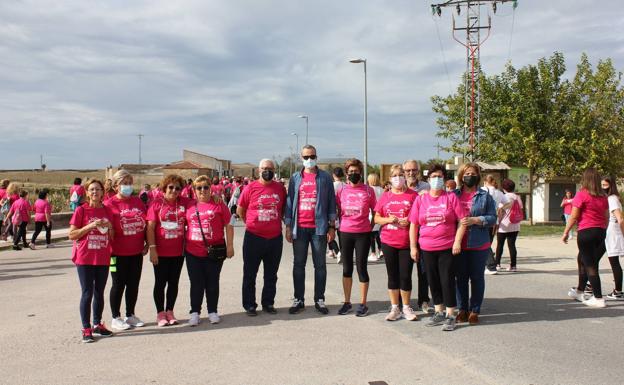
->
xmin=70 ymin=190 xmax=79 ymax=203
xmin=509 ymin=198 xmax=523 ymax=224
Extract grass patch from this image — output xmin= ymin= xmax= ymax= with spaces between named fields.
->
xmin=518 ymin=224 xmax=566 ymax=237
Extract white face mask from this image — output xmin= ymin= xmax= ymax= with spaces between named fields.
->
xmin=302 ymin=158 xmax=317 ymax=168
xmin=391 ymin=176 xmax=406 ymax=189
xmin=429 ymin=177 xmax=445 ymax=191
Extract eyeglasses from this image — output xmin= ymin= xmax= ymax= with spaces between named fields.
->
xmin=88 ymin=188 xmax=102 ymax=192
xmin=195 ymin=185 xmax=210 ymax=191
xmin=404 ymin=169 xmax=419 ymax=174
xmin=260 ymin=167 xmax=275 ymax=171
xmin=302 ymin=155 xmax=317 ymax=160
xmin=167 ymin=185 xmax=181 ymax=191
xmin=347 ymin=171 xmax=360 ymax=175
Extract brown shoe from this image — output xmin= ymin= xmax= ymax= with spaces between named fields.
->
xmin=456 ymin=310 xmax=469 ymax=323
xmin=468 ymin=312 xmax=479 ymax=325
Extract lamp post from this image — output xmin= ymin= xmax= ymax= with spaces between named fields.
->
xmin=291 ymin=132 xmax=299 ymax=174
xmin=298 ymin=115 xmax=309 ymax=145
xmin=349 ymin=58 xmax=368 ymax=183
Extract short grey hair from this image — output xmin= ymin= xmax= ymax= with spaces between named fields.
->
xmin=402 ymin=159 xmax=420 ymax=171
xmin=258 ymin=159 xmax=275 ymax=168
xmin=301 ymin=144 xmax=316 ymax=154
xmin=112 ymin=169 xmax=133 ymax=186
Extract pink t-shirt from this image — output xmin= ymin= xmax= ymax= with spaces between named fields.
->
xmin=70 ymin=205 xmax=113 ymax=266
xmin=185 ymin=200 xmax=232 ymax=257
xmin=297 ymin=171 xmax=317 ymax=228
xmin=181 ymin=185 xmax=194 ymax=199
xmin=573 ymin=189 xmax=608 ymax=231
xmin=336 ymin=184 xmax=377 ymax=233
xmin=409 ymin=192 xmax=464 ymax=252
xmin=105 ymin=196 xmax=147 ymax=256
xmin=104 ymin=191 xmax=116 ymax=202
xmin=10 ymin=198 xmax=32 ymax=224
xmin=34 ymin=199 xmax=52 ymax=222
xmin=146 ymin=196 xmax=190 ymax=257
xmin=375 ymin=189 xmax=417 ymax=249
xmin=69 ymin=185 xmax=85 ymax=202
xmin=0 ymin=189 xmax=6 ymax=200
xmin=562 ymin=198 xmax=573 ymax=215
xmin=459 ymin=191 xmax=491 ymax=250
xmin=238 ymin=180 xmax=286 ymax=239
xmin=210 ymin=184 xmax=224 ymax=198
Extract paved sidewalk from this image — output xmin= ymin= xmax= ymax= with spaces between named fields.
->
xmin=1 ymin=227 xmax=623 ymax=385
xmin=0 ymin=227 xmax=69 ymax=251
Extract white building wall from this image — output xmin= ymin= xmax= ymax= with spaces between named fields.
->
xmin=532 ymin=178 xmax=547 ymax=223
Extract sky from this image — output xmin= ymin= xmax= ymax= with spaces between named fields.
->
xmin=1 ymin=0 xmax=623 ymax=169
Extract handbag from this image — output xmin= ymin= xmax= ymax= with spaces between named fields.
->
xmin=195 ymin=207 xmax=227 ymax=261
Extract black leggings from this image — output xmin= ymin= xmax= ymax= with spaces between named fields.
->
xmin=31 ymin=221 xmax=52 ymax=245
xmin=381 ymin=243 xmax=413 ymax=291
xmin=495 ymin=231 xmax=519 ymax=267
xmin=153 ymin=256 xmax=185 ymax=312
xmin=186 ymin=253 xmax=224 ymax=314
xmin=422 ymin=249 xmax=456 ymax=308
xmin=339 ymin=231 xmax=370 ymax=282
xmin=13 ymin=222 xmax=27 ymax=246
xmin=77 ymin=265 xmax=109 ymax=329
xmin=110 ymin=254 xmax=143 ymax=318
xmin=370 ymin=231 xmax=382 ymax=253
xmin=576 ymin=228 xmax=606 ymax=298
xmin=608 ymin=256 xmax=622 ymax=292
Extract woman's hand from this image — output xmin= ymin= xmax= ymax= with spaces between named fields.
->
xmin=452 ymin=241 xmax=462 ymax=255
xmin=398 ymin=218 xmax=410 ymax=228
xmin=460 ymin=217 xmax=479 ymax=227
xmin=562 ymin=230 xmax=570 ymax=244
xmin=226 ymin=245 xmax=235 ymax=258
xmin=410 ymin=245 xmax=420 ymax=262
xmin=149 ymin=248 xmax=159 ymax=265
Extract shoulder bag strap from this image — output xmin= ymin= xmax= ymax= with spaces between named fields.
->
xmin=195 ymin=206 xmax=211 ymax=252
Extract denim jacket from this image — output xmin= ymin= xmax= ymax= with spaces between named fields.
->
xmin=454 ymin=188 xmax=497 ymax=249
xmin=285 ymin=168 xmax=337 ymax=239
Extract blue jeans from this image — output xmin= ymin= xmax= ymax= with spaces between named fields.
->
xmin=455 ymin=249 xmax=489 ymax=313
xmin=293 ymin=227 xmax=327 ymax=302
xmin=242 ymin=231 xmax=283 ymax=310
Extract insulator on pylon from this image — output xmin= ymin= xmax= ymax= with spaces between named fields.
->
xmin=492 ymin=2 xmax=497 ymax=13
xmin=437 ymin=5 xmax=442 ymax=16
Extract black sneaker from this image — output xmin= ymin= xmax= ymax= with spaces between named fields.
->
xmin=289 ymin=299 xmax=305 ymax=314
xmin=314 ymin=299 xmax=329 ymax=315
xmin=12 ymin=245 xmax=22 ymax=251
xmin=337 ymin=302 xmax=352 ymax=315
xmin=426 ymin=312 xmax=446 ymax=327
xmin=92 ymin=323 xmax=113 ymax=337
xmin=262 ymin=305 xmax=277 ymax=314
xmin=82 ymin=328 xmax=95 ymax=343
xmin=606 ymin=290 xmax=624 ymax=300
xmin=355 ymin=304 xmax=369 ymax=317
xmin=245 ymin=307 xmax=258 ymax=317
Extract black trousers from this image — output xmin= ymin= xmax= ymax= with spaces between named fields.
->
xmin=186 ymin=253 xmax=224 ymax=314
xmin=422 ymin=249 xmax=456 ymax=308
xmin=576 ymin=228 xmax=606 ymax=298
xmin=13 ymin=222 xmax=27 ymax=246
xmin=370 ymin=231 xmax=382 ymax=253
xmin=495 ymin=231 xmax=519 ymax=267
xmin=340 ymin=231 xmax=370 ymax=282
xmin=153 ymin=256 xmax=185 ymax=312
xmin=381 ymin=243 xmax=413 ymax=291
xmin=77 ymin=265 xmax=109 ymax=329
xmin=242 ymin=231 xmax=283 ymax=310
xmin=31 ymin=221 xmax=52 ymax=245
xmin=109 ymin=254 xmax=143 ymax=318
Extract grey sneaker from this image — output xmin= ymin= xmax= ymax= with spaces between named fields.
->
xmin=426 ymin=312 xmax=446 ymax=327
xmin=442 ymin=315 xmax=457 ymax=331
xmin=355 ymin=304 xmax=369 ymax=317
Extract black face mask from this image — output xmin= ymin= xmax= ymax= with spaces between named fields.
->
xmin=603 ymin=188 xmax=610 ymax=195
xmin=261 ymin=170 xmax=274 ymax=181
xmin=348 ymin=173 xmax=361 ymax=184
xmin=463 ymin=175 xmax=478 ymax=188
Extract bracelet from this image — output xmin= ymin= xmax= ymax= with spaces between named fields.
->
xmin=149 ymin=245 xmax=157 ymax=249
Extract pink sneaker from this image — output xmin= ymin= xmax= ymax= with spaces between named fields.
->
xmin=166 ymin=310 xmax=178 ymax=325
xmin=156 ymin=311 xmax=168 ymax=327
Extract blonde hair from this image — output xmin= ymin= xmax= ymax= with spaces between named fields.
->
xmin=112 ymin=169 xmax=133 ymax=188
xmin=367 ymin=173 xmax=381 ymax=187
xmin=6 ymin=182 xmax=19 ymax=196
xmin=104 ymin=179 xmax=114 ymax=194
xmin=457 ymin=162 xmax=482 ymax=189
xmin=389 ymin=164 xmax=404 ymax=177
xmin=193 ymin=175 xmax=211 ymax=187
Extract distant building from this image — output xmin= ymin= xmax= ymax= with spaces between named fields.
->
xmin=232 ymin=163 xmax=257 ymax=179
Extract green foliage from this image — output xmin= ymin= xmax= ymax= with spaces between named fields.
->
xmin=432 ymin=52 xmax=624 ymax=178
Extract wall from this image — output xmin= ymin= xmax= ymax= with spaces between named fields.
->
xmin=532 ymin=179 xmax=547 ymax=223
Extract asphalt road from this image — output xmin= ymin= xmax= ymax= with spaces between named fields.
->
xmin=1 ymin=225 xmax=623 ymax=385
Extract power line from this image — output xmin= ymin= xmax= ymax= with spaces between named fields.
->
xmin=432 ymin=15 xmax=453 ymax=94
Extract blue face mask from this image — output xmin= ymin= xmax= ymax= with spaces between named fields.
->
xmin=120 ymin=184 xmax=134 ymax=197
xmin=429 ymin=177 xmax=445 ymax=191
xmin=303 ymin=158 xmax=317 ymax=168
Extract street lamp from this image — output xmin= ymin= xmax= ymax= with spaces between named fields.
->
xmin=298 ymin=115 xmax=309 ymax=145
xmin=349 ymin=58 xmax=368 ymax=183
xmin=291 ymin=132 xmax=299 ymax=173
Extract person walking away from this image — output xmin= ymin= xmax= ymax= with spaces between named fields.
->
xmin=69 ymin=178 xmax=85 ymax=211
xmin=563 ymin=168 xmax=609 ymax=308
xmin=601 ymin=177 xmax=624 ymax=300
xmin=5 ymin=190 xmax=32 ymax=250
xmin=30 ymin=190 xmax=53 ymax=249
xmin=495 ymin=179 xmax=523 ymax=272
xmin=483 ymin=174 xmax=510 ymax=274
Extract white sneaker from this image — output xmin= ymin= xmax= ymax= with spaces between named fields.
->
xmin=46 ymin=244 xmax=53 ymax=248
xmin=367 ymin=252 xmax=378 ymax=262
xmin=385 ymin=306 xmax=402 ymax=321
xmin=582 ymin=296 xmax=607 ymax=308
xmin=567 ymin=287 xmax=587 ymax=302
xmin=124 ymin=315 xmax=145 ymax=327
xmin=402 ymin=306 xmax=418 ymax=321
xmin=208 ymin=312 xmax=220 ymax=324
xmin=485 ymin=268 xmax=498 ymax=275
xmin=29 ymin=243 xmax=36 ymax=250
xmin=421 ymin=302 xmax=432 ymax=314
xmin=188 ymin=312 xmax=201 ymax=326
xmin=111 ymin=317 xmax=131 ymax=330
xmin=336 ymin=252 xmax=342 ymax=264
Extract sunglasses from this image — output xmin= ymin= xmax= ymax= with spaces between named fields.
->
xmin=167 ymin=185 xmax=181 ymax=191
xmin=195 ymin=185 xmax=210 ymax=191
xmin=302 ymin=155 xmax=317 ymax=160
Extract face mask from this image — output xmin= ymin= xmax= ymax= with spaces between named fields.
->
xmin=391 ymin=176 xmax=406 ymax=189
xmin=120 ymin=185 xmax=133 ymax=197
xmin=303 ymin=158 xmax=317 ymax=168
xmin=463 ymin=175 xmax=478 ymax=188
xmin=348 ymin=173 xmax=361 ymax=184
xmin=261 ymin=170 xmax=275 ymax=181
xmin=429 ymin=177 xmax=444 ymax=191
xmin=603 ymin=188 xmax=610 ymax=195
